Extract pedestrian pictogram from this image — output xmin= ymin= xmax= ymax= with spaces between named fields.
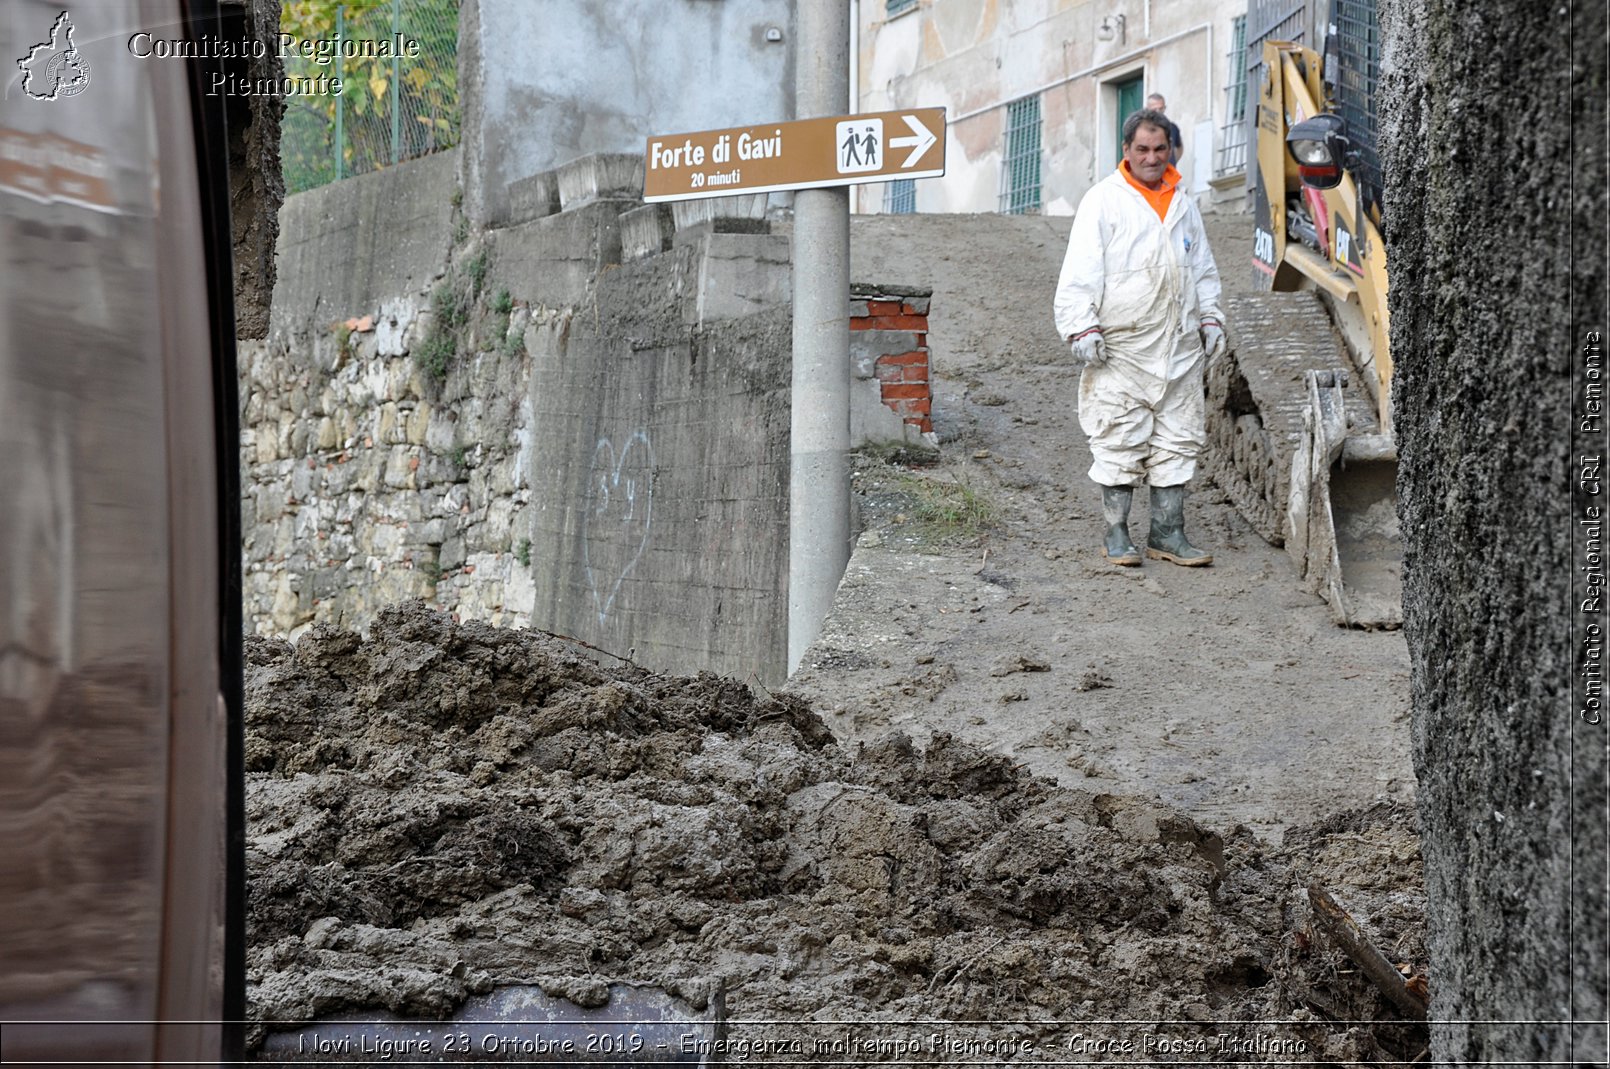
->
xmin=836 ymin=119 xmax=882 ymax=173
xmin=643 ymin=107 xmax=945 ymax=203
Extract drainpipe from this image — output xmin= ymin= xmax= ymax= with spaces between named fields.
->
xmin=849 ymin=0 xmax=859 ymax=115
xmin=849 ymin=0 xmax=860 ymax=209
xmin=788 ymin=1 xmax=852 ymax=674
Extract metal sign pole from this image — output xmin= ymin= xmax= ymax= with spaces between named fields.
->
xmin=787 ymin=1 xmax=851 ymax=674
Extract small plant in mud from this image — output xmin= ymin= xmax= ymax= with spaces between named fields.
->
xmin=888 ymin=473 xmax=998 ymax=544
xmin=908 ymin=475 xmax=996 ymax=533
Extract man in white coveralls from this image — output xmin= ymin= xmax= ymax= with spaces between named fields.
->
xmin=1054 ymin=108 xmax=1227 ymax=567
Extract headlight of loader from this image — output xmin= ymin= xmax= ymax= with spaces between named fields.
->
xmin=1286 ymin=114 xmax=1350 ymax=190
xmin=1289 ymin=139 xmax=1333 ymax=165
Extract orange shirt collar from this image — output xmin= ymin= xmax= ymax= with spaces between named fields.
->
xmin=1120 ymin=159 xmax=1182 ymax=221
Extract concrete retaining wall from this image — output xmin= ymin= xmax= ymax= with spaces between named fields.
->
xmin=522 ymin=263 xmax=792 ymax=680
xmin=269 ymin=149 xmax=459 ymax=346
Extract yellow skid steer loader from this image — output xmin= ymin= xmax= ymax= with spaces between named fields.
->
xmin=1207 ymin=37 xmax=1401 ymax=628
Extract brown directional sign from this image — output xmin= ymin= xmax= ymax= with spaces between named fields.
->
xmin=642 ymin=107 xmax=946 ymax=203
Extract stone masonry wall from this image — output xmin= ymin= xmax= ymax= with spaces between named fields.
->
xmin=240 ymin=225 xmax=538 ymax=634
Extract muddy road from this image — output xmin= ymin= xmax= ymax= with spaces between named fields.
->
xmin=247 ymin=605 xmax=1426 ymax=1061
xmin=245 ymin=211 xmax=1425 ymax=1060
xmin=787 ymin=212 xmax=1413 ymax=840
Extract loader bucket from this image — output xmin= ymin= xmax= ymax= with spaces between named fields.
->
xmin=1286 ymin=371 xmax=1403 ymax=629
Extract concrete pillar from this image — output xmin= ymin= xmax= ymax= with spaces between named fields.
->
xmin=787 ymin=1 xmax=851 ymax=674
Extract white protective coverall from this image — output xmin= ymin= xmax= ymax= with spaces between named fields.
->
xmin=1053 ymin=168 xmax=1223 ymax=487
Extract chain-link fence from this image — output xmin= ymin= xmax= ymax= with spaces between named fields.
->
xmin=280 ymin=0 xmax=460 ymax=195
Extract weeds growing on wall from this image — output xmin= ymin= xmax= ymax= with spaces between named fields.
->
xmin=413 ymin=279 xmax=468 ymax=387
xmin=465 ymin=251 xmax=489 ymax=299
xmin=433 ymin=280 xmax=469 ymax=332
xmin=333 ymin=321 xmax=354 ymax=364
xmin=416 ymin=551 xmax=442 ymax=584
xmin=409 ymin=237 xmax=511 ymax=391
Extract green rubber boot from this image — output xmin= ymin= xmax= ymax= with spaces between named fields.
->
xmin=1146 ymin=484 xmax=1213 ymax=566
xmin=1101 ymin=485 xmax=1142 ymax=566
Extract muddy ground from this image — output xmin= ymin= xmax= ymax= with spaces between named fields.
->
xmin=787 ymin=212 xmax=1413 ymax=839
xmin=247 ymin=604 xmax=1426 ymax=1062
xmin=247 ymin=210 xmax=1426 ymax=1061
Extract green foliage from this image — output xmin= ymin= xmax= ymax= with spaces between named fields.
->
xmin=432 ymin=280 xmax=469 ymax=331
xmin=501 ymin=325 xmax=525 ymax=358
xmin=449 ymin=444 xmax=468 ymax=468
xmin=515 ymin=538 xmax=532 ymax=568
xmin=465 ymin=250 xmax=489 ymax=298
xmin=414 ymin=329 xmax=454 ymax=385
xmin=412 ymin=281 xmax=465 ymax=385
xmin=492 ymin=288 xmax=513 ymax=315
xmin=418 ymin=551 xmax=442 ymax=584
xmin=333 ymin=321 xmax=353 ymax=362
xmin=280 ymin=0 xmax=461 ymax=194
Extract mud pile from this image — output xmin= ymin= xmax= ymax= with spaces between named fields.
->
xmin=247 ymin=602 xmax=1427 ymax=1061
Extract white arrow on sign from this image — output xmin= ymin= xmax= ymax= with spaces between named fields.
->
xmin=889 ymin=113 xmax=938 ymax=169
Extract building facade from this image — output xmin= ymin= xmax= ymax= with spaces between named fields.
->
xmin=854 ymin=0 xmax=1256 ymax=215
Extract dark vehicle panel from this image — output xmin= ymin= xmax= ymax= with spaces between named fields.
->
xmin=1 ymin=0 xmax=240 ymax=1061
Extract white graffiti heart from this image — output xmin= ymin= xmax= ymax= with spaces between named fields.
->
xmin=582 ymin=431 xmax=655 ymax=626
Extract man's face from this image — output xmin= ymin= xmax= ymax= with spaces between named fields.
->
xmin=1123 ymin=123 xmax=1171 ymax=186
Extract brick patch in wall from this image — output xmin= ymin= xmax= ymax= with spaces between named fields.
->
xmin=849 ymin=283 xmax=934 ymax=434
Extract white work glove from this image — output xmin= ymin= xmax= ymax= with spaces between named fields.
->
xmin=1069 ymin=327 xmax=1106 ymax=368
xmin=1200 ymin=318 xmax=1228 ymax=362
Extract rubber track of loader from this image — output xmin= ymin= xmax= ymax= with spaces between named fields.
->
xmin=1206 ymin=291 xmax=1377 ymax=546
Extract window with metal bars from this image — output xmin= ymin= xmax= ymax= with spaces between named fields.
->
xmin=1214 ymin=14 xmax=1249 ymax=177
xmin=884 ymin=178 xmax=916 ymax=214
xmin=1332 ymin=0 xmax=1381 ymax=208
xmin=999 ymin=94 xmax=1041 ymax=215
xmin=1228 ymin=15 xmax=1249 ymax=121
